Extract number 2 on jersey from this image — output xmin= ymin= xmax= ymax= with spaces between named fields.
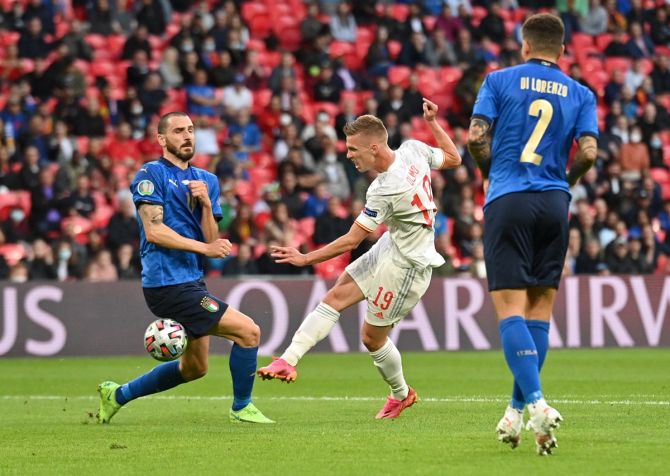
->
xmin=410 ymin=175 xmax=434 ymax=228
xmin=520 ymin=99 xmax=554 ymax=166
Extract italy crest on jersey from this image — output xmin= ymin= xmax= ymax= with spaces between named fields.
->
xmin=200 ymin=296 xmax=219 ymax=313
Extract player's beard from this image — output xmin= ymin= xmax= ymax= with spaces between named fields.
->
xmin=165 ymin=138 xmax=195 ymax=162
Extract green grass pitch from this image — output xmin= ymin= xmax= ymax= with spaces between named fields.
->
xmin=1 ymin=349 xmax=669 ymax=475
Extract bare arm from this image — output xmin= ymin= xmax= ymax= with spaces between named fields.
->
xmin=423 ymin=98 xmax=462 ymax=169
xmin=567 ymin=136 xmax=598 ymax=187
xmin=271 ymin=222 xmax=371 ymax=267
xmin=138 ymin=203 xmax=231 ymax=258
xmin=467 ymin=118 xmax=492 ymax=179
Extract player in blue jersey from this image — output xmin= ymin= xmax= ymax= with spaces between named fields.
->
xmin=96 ymin=112 xmax=274 ymax=424
xmin=467 ymin=14 xmax=598 ymax=455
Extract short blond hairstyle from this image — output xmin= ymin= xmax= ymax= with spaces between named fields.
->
xmin=343 ymin=115 xmax=388 ymax=142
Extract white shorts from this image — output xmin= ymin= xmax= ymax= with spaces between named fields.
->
xmin=345 ymin=233 xmax=432 ymax=327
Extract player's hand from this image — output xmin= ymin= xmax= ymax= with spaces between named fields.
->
xmin=188 ymin=180 xmax=212 ymax=209
xmin=422 ymin=98 xmax=438 ymax=122
xmin=203 ymin=239 xmax=232 ymax=258
xmin=271 ymin=246 xmax=307 ymax=267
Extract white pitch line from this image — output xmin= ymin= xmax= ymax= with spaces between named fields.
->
xmin=1 ymin=395 xmax=669 ymax=406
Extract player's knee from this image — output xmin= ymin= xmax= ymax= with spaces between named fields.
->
xmin=361 ymin=333 xmax=384 ymax=352
xmin=239 ymin=322 xmax=261 ymax=347
xmin=181 ymin=361 xmax=208 ymax=381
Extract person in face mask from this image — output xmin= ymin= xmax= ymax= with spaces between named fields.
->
xmin=3 ymin=206 xmax=31 ymax=242
xmin=315 ymin=139 xmax=351 ymax=200
xmin=648 ymin=133 xmax=668 ymax=170
xmin=620 ymin=125 xmax=650 ymax=181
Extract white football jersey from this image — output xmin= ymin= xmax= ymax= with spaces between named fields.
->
xmin=355 ymin=140 xmax=447 ymax=269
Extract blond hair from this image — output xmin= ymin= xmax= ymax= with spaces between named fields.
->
xmin=343 ymin=115 xmax=388 ymax=142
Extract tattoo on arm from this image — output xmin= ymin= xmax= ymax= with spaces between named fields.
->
xmin=567 ymin=136 xmax=598 ymax=187
xmin=467 ymin=118 xmax=491 ymax=178
xmin=139 ymin=204 xmax=164 ymax=226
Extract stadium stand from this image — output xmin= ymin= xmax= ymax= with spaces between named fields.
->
xmin=0 ymin=0 xmax=668 ymax=282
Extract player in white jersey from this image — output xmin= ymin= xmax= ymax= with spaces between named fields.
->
xmin=258 ymin=99 xmax=461 ymax=419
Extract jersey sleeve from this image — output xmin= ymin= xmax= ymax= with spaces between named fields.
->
xmin=131 ymin=165 xmax=164 ymax=207
xmin=575 ymin=89 xmax=599 ymax=139
xmin=472 ymin=74 xmax=499 ymax=124
xmin=207 ymin=175 xmax=223 ymax=221
xmin=402 ymin=139 xmax=446 ymax=169
xmin=355 ymin=191 xmax=392 ymax=232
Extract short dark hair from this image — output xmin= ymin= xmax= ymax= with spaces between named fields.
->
xmin=522 ymin=13 xmax=564 ymax=57
xmin=157 ymin=112 xmax=189 ymax=134
xmin=343 ymin=114 xmax=388 ymax=141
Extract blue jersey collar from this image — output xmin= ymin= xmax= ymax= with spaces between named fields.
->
xmin=159 ymin=156 xmax=190 ymax=169
xmin=527 ymin=58 xmax=560 ymax=69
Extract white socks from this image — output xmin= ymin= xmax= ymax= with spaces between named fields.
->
xmin=370 ymin=338 xmax=408 ymax=400
xmin=281 ymin=302 xmax=340 ymax=366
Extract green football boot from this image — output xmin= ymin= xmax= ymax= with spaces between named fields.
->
xmin=229 ymin=403 xmax=275 ymax=424
xmin=97 ymin=381 xmax=122 ymax=424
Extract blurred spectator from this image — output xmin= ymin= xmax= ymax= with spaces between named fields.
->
xmin=313 ymin=195 xmax=349 ymax=244
xmin=139 ymin=73 xmax=167 ymax=120
xmin=85 ymin=249 xmax=118 ymax=282
xmin=399 ymin=31 xmax=430 ymax=68
xmin=127 ymin=50 xmax=152 ymax=91
xmin=300 ymin=2 xmax=326 ymax=45
xmin=569 ymin=63 xmax=597 ymax=97
xmin=619 ymin=126 xmax=650 ymax=180
xmin=366 ymin=26 xmax=393 ymax=77
xmin=222 ymin=74 xmax=253 ymax=117
xmin=263 ymin=202 xmax=302 ymax=248
xmin=278 ymin=170 xmax=304 ymax=218
xmin=650 ymin=55 xmax=670 ymax=94
xmin=210 ymin=49 xmax=237 ymax=88
xmin=65 ymin=175 xmax=95 ymax=218
xmin=425 ymin=28 xmax=457 ymax=66
xmin=88 ymin=0 xmax=119 ymax=36
xmin=116 ymin=243 xmax=140 ymax=279
xmin=435 ymin=4 xmax=463 ymax=43
xmin=606 ymin=236 xmax=634 ymax=273
xmin=576 ymin=237 xmax=606 ymax=274
xmin=223 ymin=242 xmax=259 ymax=276
xmin=626 ymin=21 xmax=655 ymax=59
xmin=605 ymin=0 xmax=627 ymax=32
xmin=379 ymin=85 xmax=411 ymax=124
xmin=107 ymin=122 xmax=142 ymax=164
xmin=18 ymin=17 xmax=52 ymax=59
xmin=107 ymin=195 xmax=139 ymax=252
xmin=61 ymin=20 xmax=93 ymax=61
xmin=27 ymin=239 xmax=57 ymax=280
xmin=228 ymin=109 xmax=261 ymax=153
xmin=136 ymin=0 xmax=167 ymax=36
xmin=159 ymin=47 xmax=184 ymax=88
xmin=73 ymin=98 xmax=107 ymax=138
xmin=122 ymin=24 xmax=152 ymax=61
xmin=330 ymin=2 xmax=357 ymax=43
xmin=313 ymin=62 xmax=344 ymax=103
xmin=193 ymin=116 xmax=220 ymax=156
xmin=580 ymin=0 xmax=608 ymax=35
xmin=242 ymin=49 xmax=269 ymax=91
xmin=186 ymin=69 xmax=218 ymax=117
xmin=227 ymin=203 xmax=259 ymax=246
xmin=478 ymin=3 xmax=506 ymax=44
xmin=649 ymin=8 xmax=670 ymax=46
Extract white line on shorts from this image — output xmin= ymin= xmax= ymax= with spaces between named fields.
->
xmin=1 ymin=395 xmax=669 ymax=406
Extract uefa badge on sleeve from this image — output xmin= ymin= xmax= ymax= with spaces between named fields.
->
xmin=200 ymin=296 xmax=220 ymax=313
xmin=137 ymin=180 xmax=155 ymax=196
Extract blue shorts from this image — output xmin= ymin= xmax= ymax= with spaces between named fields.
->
xmin=483 ymin=190 xmax=570 ymax=291
xmin=143 ymin=280 xmax=229 ymax=338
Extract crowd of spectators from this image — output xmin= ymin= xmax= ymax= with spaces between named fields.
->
xmin=0 ymin=0 xmax=669 ymax=283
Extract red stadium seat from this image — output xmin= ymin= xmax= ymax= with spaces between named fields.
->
xmin=388 ymin=40 xmax=403 ymax=60
xmin=0 ymin=190 xmax=31 ymax=221
xmin=313 ymin=250 xmax=351 ymax=279
xmin=241 ymin=2 xmax=268 ymax=23
xmin=604 ymin=57 xmax=632 ymax=75
xmin=391 ymin=3 xmax=410 ymax=21
xmin=571 ymin=32 xmax=594 ymax=51
xmin=388 ymin=66 xmax=411 ymax=86
xmin=595 ymin=33 xmax=615 ymax=51
xmin=277 ymin=27 xmax=302 ymax=50
xmin=0 ymin=243 xmax=27 ymax=266
xmin=249 ymin=15 xmax=273 ymax=39
xmin=580 ymin=57 xmax=603 ymax=74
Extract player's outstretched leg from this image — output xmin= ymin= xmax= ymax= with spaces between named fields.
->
xmin=228 ymin=343 xmax=274 ymax=424
xmin=527 ymin=399 xmax=563 ymax=455
xmin=257 ymin=302 xmax=340 ymax=383
xmin=496 ymin=405 xmax=524 ymax=449
xmin=257 ymin=357 xmax=297 ymax=382
xmin=96 ymin=360 xmax=187 ymax=424
xmin=97 ymin=381 xmax=122 ymax=424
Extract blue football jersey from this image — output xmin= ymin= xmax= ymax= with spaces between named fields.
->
xmin=131 ymin=158 xmax=223 ymax=288
xmin=472 ymin=59 xmax=598 ymax=207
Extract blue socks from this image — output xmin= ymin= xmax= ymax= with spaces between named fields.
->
xmin=499 ymin=316 xmax=543 ymax=405
xmin=115 ymin=360 xmax=186 ymax=405
xmin=510 ymin=319 xmax=550 ymax=409
xmin=229 ymin=344 xmax=258 ymax=411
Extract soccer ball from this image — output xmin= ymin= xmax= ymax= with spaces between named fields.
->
xmin=144 ymin=318 xmax=188 ymax=362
